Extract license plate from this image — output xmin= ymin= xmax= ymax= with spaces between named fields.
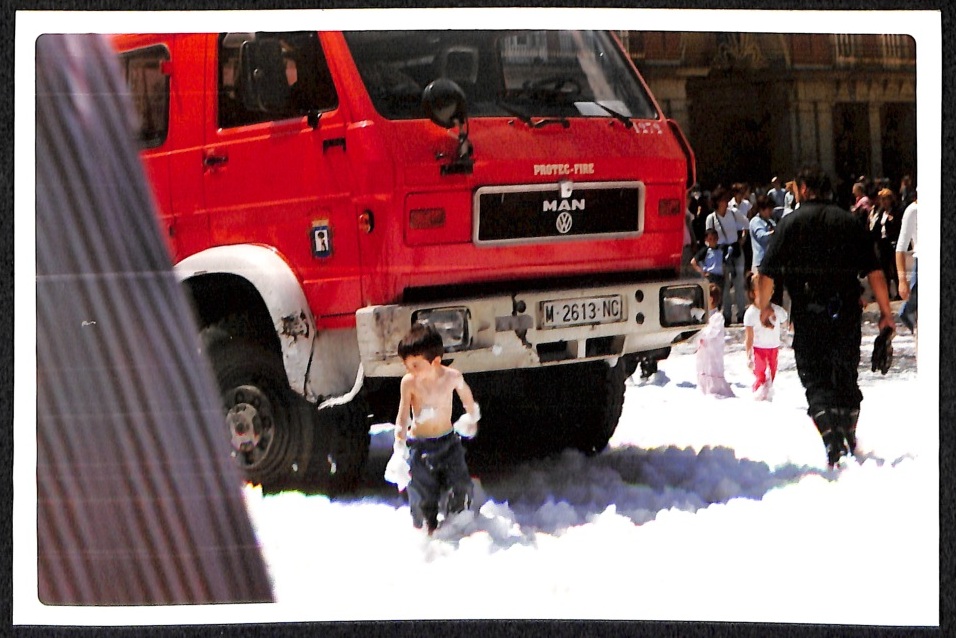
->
xmin=541 ymin=295 xmax=625 ymax=329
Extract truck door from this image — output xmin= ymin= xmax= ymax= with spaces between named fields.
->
xmin=116 ymin=34 xmax=206 ymax=263
xmin=201 ymin=31 xmax=361 ymax=322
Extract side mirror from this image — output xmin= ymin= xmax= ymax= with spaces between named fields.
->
xmin=422 ymin=78 xmax=467 ymax=129
xmin=239 ymin=39 xmax=290 ymax=114
xmin=422 ymin=79 xmax=473 ymax=176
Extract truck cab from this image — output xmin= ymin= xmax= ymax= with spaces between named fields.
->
xmin=112 ymin=30 xmax=704 ymax=490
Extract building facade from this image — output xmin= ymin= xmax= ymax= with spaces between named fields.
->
xmin=621 ymin=31 xmax=917 ymax=205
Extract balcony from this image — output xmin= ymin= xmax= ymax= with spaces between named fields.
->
xmin=834 ymin=34 xmax=916 ymax=69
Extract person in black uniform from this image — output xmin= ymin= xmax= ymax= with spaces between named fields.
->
xmin=754 ymin=166 xmax=895 ymax=467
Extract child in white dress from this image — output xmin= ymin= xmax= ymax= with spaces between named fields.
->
xmin=696 ymin=283 xmax=735 ymax=397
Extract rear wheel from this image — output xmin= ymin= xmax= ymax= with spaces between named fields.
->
xmin=571 ymin=357 xmax=637 ymax=454
xmin=202 ymin=332 xmax=311 ymax=489
xmin=468 ymin=357 xmax=637 ymax=465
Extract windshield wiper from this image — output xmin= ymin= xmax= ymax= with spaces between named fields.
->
xmin=530 ymin=116 xmax=570 ymax=129
xmin=584 ymin=101 xmax=634 ymax=129
xmin=495 ymin=99 xmax=534 ymax=126
xmin=496 ymin=98 xmax=570 ymax=129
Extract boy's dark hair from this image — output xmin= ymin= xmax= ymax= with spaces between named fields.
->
xmin=704 ymin=228 xmax=719 ymax=238
xmin=398 ymin=322 xmax=445 ymax=362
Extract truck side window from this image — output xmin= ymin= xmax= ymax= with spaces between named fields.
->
xmin=118 ymin=45 xmax=170 ymax=148
xmin=219 ymin=31 xmax=338 ymax=129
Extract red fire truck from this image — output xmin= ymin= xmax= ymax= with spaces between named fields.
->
xmin=112 ymin=30 xmax=704 ymax=490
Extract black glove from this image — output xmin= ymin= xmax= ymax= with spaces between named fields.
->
xmin=871 ymin=326 xmax=894 ymax=375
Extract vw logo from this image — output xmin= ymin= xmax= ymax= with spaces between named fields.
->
xmin=555 ymin=211 xmax=573 ymax=234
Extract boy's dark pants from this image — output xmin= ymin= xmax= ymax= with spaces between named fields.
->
xmin=407 ymin=431 xmax=473 ymax=531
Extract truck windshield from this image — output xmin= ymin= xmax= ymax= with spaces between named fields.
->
xmin=343 ymin=30 xmax=659 ymax=122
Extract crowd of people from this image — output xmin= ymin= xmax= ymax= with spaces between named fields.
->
xmin=687 ymin=167 xmax=917 ymax=468
xmin=683 ymin=172 xmax=917 ymax=314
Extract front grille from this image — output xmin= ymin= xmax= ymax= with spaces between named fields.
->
xmin=474 ymin=181 xmax=644 ymax=245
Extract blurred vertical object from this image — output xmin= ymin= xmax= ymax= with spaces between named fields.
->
xmin=34 ymin=34 xmax=273 ymax=605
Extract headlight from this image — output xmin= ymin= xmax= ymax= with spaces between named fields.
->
xmin=660 ymin=285 xmax=706 ymax=327
xmin=412 ymin=307 xmax=470 ymax=350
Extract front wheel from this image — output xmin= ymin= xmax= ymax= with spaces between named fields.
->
xmin=203 ymin=334 xmax=311 ymax=489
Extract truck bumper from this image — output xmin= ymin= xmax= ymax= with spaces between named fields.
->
xmin=356 ymin=278 xmax=708 ymax=377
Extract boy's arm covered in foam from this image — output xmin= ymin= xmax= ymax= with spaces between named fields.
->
xmin=395 ymin=374 xmax=413 ymax=442
xmin=385 ymin=374 xmax=414 ymax=490
xmin=452 ymin=371 xmax=480 ymax=437
xmin=456 ymin=373 xmax=478 ymax=417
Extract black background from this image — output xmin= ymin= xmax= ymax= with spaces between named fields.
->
xmin=3 ymin=1 xmax=951 ymax=637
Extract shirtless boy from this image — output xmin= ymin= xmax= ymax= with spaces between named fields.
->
xmin=384 ymin=322 xmax=480 ymax=533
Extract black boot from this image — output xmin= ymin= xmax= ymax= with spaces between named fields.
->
xmin=822 ymin=429 xmax=847 ymax=468
xmin=843 ymin=409 xmax=860 ymax=457
xmin=812 ymin=409 xmax=848 ymax=468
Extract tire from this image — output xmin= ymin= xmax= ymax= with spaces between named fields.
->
xmin=468 ymin=357 xmax=637 ymax=463
xmin=202 ymin=333 xmax=311 ymax=489
xmin=305 ymin=396 xmax=371 ymax=494
xmin=571 ymin=357 xmax=637 ymax=455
